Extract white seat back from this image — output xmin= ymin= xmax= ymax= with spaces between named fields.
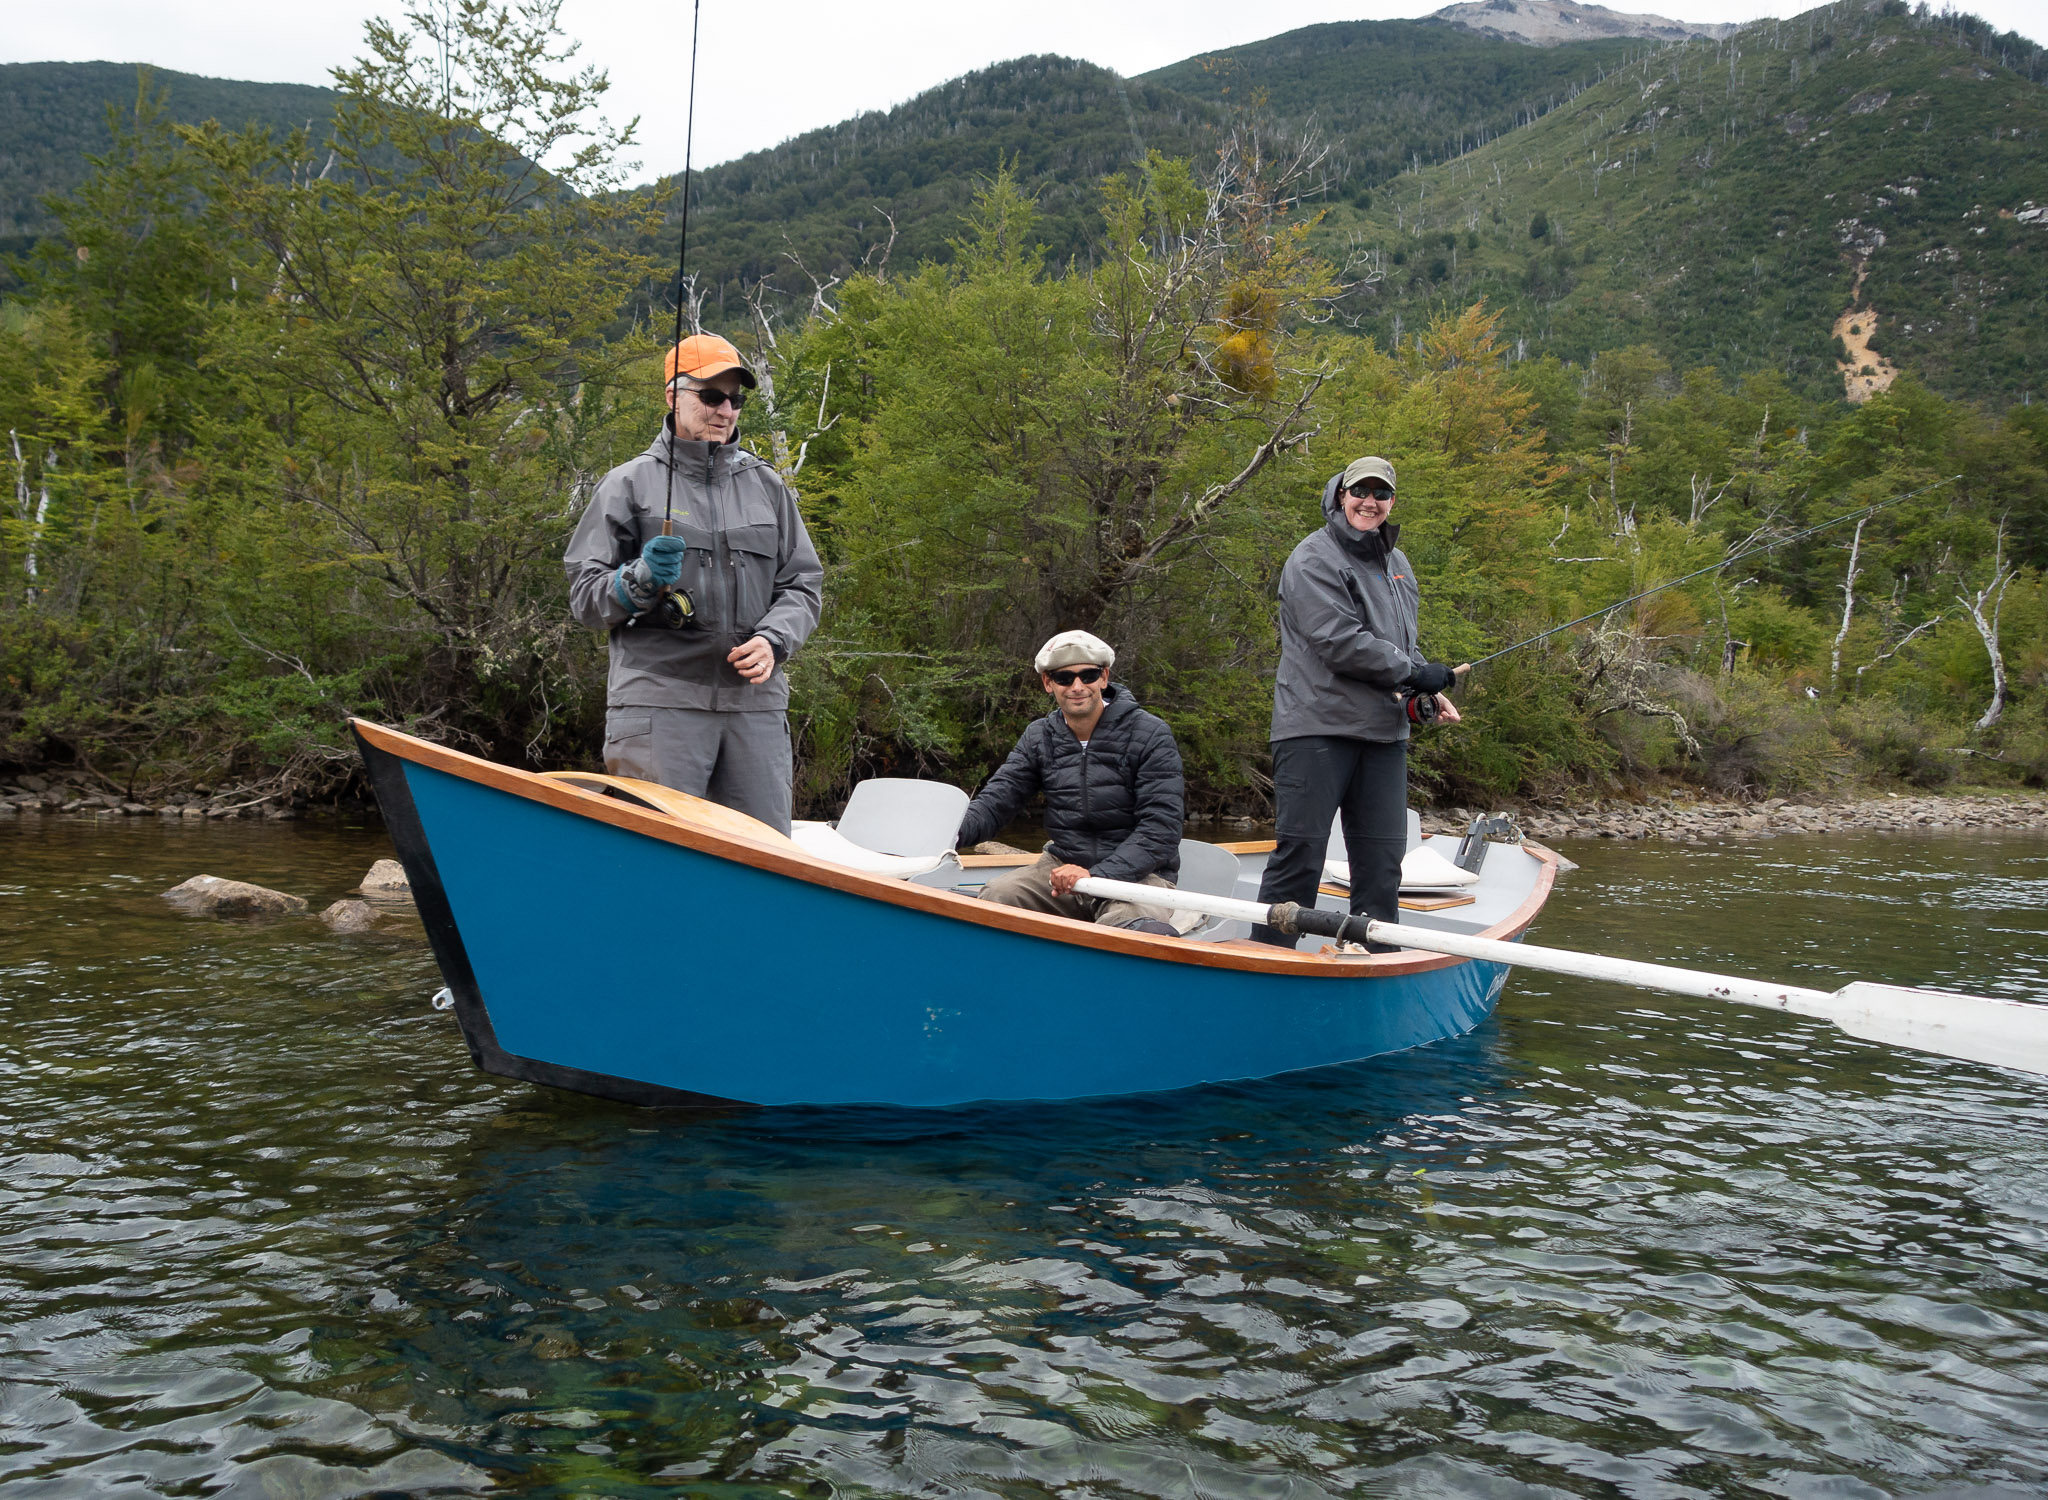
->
xmin=836 ymin=778 xmax=970 ymax=857
xmin=1175 ymin=838 xmax=1242 ymax=899
xmin=1327 ymin=807 xmax=1422 ymax=855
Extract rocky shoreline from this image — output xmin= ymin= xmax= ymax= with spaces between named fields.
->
xmin=0 ymin=772 xmax=335 ymax=821
xmin=1447 ymin=791 xmax=2048 ymax=844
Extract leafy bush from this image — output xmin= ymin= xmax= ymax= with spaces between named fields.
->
xmin=1696 ymin=681 xmax=1846 ymax=795
xmin=1830 ymin=698 xmax=1959 ymax=788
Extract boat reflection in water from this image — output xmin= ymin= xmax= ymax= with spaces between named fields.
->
xmin=345 ymin=1028 xmax=1521 ymax=1491
xmin=352 ymin=720 xmax=1557 ymax=1109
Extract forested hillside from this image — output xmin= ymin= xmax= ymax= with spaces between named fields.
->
xmin=1329 ymin=2 xmax=2048 ymax=405
xmin=0 ymin=62 xmax=336 ymax=241
xmin=1139 ymin=18 xmax=1639 ymax=198
xmin=632 ymin=56 xmax=1213 ymax=311
xmin=634 ymin=23 xmax=1652 ymax=310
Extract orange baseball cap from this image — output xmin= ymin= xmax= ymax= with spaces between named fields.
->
xmin=665 ymin=333 xmax=756 ymax=388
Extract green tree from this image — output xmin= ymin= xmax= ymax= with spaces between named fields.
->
xmin=182 ymin=0 xmax=659 ymax=768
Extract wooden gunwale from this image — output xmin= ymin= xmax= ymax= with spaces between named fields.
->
xmin=354 ymin=719 xmax=1557 ymax=978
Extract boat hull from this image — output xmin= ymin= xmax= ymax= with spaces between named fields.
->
xmin=359 ymin=723 xmax=1542 ymax=1108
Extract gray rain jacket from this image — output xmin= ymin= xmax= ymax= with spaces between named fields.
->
xmin=564 ymin=424 xmax=823 ymax=713
xmin=1269 ymin=473 xmax=1423 ymax=743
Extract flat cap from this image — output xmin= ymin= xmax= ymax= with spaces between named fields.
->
xmin=1034 ymin=630 xmax=1115 ymax=673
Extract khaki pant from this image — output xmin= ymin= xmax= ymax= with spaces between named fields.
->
xmin=979 ymin=850 xmax=1177 ymax=927
xmin=603 ymin=706 xmax=794 ymax=834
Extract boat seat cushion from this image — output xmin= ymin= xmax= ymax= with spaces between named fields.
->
xmin=1326 ymin=842 xmax=1482 ymax=892
xmin=1325 ymin=807 xmax=1466 ymax=889
xmin=791 ymin=821 xmax=955 ymax=879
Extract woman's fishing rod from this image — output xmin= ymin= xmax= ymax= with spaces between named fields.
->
xmin=1462 ymin=473 xmax=1961 ymax=671
xmin=651 ymin=0 xmax=703 ymax=629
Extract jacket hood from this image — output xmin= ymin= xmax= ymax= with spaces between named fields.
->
xmin=1322 ymin=472 xmax=1399 ymax=555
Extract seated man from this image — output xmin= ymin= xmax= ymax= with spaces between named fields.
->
xmin=955 ymin=631 xmax=1185 ymax=935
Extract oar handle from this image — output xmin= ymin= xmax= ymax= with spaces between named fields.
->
xmin=1070 ymin=876 xmax=1357 ymax=941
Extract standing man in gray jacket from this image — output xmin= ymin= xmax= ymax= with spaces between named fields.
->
xmin=1252 ymin=456 xmax=1465 ymax=948
xmin=564 ymin=333 xmax=823 ymax=833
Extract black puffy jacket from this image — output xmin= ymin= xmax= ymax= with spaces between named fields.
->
xmin=955 ymin=686 xmax=1185 ymax=882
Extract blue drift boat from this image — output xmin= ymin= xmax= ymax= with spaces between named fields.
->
xmin=353 ymin=719 xmax=1559 ymax=1108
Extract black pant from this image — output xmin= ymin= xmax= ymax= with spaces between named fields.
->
xmin=1253 ymin=736 xmax=1407 ymax=949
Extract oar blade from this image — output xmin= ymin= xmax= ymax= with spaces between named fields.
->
xmin=1829 ymin=983 xmax=2048 ymax=1077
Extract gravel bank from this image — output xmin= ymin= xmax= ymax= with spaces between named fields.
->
xmin=1427 ymin=792 xmax=2048 ymax=844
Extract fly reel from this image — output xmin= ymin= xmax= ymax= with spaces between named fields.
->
xmin=653 ymin=585 xmax=696 ymax=629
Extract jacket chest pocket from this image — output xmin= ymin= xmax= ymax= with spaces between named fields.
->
xmin=643 ymin=520 xmax=716 ymax=613
xmin=723 ymin=522 xmax=780 ymax=628
xmin=1391 ymin=572 xmax=1420 ymax=648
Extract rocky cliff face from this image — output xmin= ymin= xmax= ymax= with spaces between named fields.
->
xmin=1432 ymin=0 xmax=1736 ymax=47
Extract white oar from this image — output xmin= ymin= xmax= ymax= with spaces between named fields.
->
xmin=1074 ymin=875 xmax=2048 ymax=1078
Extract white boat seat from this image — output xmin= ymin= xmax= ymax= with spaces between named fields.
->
xmin=834 ymin=778 xmax=970 ymax=858
xmin=1324 ymin=808 xmax=1478 ymax=891
xmin=790 ymin=821 xmax=958 ymax=879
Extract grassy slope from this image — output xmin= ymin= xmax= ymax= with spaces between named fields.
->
xmin=0 ymin=61 xmax=337 ymax=239
xmin=1323 ymin=1 xmax=2048 ymax=405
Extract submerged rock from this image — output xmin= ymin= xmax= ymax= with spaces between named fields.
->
xmin=161 ymin=875 xmax=308 ymax=917
xmin=357 ymin=858 xmax=411 ymax=896
xmin=321 ymin=898 xmax=384 ymax=933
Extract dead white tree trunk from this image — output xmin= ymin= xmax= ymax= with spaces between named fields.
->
xmin=1829 ymin=514 xmax=1865 ymax=690
xmin=743 ymin=281 xmax=837 ymax=487
xmin=1957 ymin=523 xmax=2016 ymax=731
xmin=675 ymin=273 xmax=705 ymax=337
xmin=1687 ymin=469 xmax=1733 ymax=527
xmin=10 ymin=429 xmax=51 ymax=592
xmin=1856 ymin=612 xmax=1945 ymax=681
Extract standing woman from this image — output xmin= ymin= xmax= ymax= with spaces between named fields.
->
xmin=1252 ymin=456 xmax=1466 ymax=949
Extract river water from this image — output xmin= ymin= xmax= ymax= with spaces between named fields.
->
xmin=4 ymin=817 xmax=2048 ymax=1498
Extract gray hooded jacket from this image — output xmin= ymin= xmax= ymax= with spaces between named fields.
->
xmin=564 ymin=424 xmax=823 ymax=713
xmin=1269 ymin=473 xmax=1423 ymax=743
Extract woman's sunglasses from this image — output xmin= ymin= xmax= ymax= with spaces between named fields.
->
xmin=1047 ymin=667 xmax=1104 ymax=686
xmin=684 ymin=385 xmax=747 ymax=411
xmin=1346 ymin=481 xmax=1394 ymax=501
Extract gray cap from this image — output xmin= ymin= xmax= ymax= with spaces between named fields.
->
xmin=1341 ymin=455 xmax=1397 ymax=490
xmin=1034 ymin=630 xmax=1115 ymax=673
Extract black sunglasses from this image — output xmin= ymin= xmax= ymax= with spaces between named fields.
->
xmin=685 ymin=385 xmax=747 ymax=411
xmin=1047 ymin=667 xmax=1104 ymax=686
xmin=1346 ymin=481 xmax=1394 ymax=501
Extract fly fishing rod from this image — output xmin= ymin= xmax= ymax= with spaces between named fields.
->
xmin=650 ymin=0 xmax=704 ymax=630
xmin=1461 ymin=473 xmax=1962 ymax=672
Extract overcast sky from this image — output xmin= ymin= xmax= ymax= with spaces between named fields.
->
xmin=8 ymin=1 xmax=2042 ymax=181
